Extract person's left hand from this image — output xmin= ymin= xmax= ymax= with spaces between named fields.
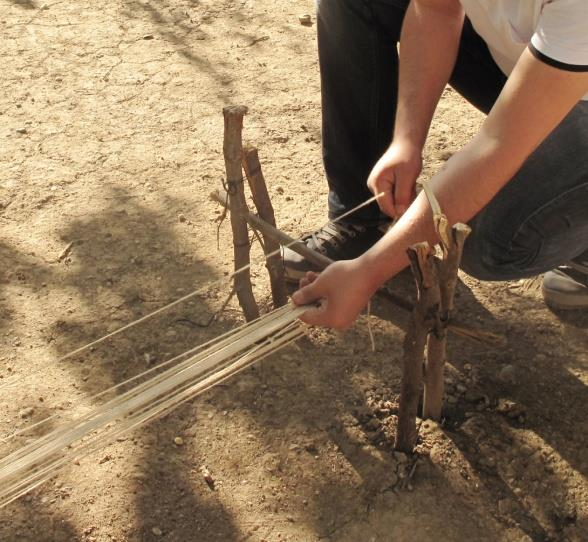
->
xmin=291 ymin=259 xmax=376 ymax=329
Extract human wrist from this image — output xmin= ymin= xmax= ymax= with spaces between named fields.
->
xmin=356 ymin=236 xmax=409 ymax=295
xmin=355 ymin=251 xmax=390 ymax=297
xmin=390 ymin=134 xmax=424 ymax=157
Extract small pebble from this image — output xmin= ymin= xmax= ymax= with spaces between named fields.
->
xmin=201 ymin=466 xmax=215 ymax=489
xmin=173 ymin=436 xmax=184 ymax=446
xmin=465 ymin=389 xmax=485 ymax=403
xmin=16 ymin=127 xmax=27 ymax=134
xmin=366 ymin=417 xmax=381 ymax=430
xmin=152 ymin=527 xmax=163 ymax=536
xmin=519 ymin=443 xmax=534 ymax=457
xmin=498 ymin=498 xmax=515 ymax=515
xmin=19 ymin=407 xmax=34 ymax=419
xmin=498 ymin=364 xmax=517 ymax=385
xmin=298 ymin=14 xmax=312 ymax=26
xmin=178 ymin=213 xmax=187 ymax=223
xmin=479 ymin=456 xmax=496 ymax=468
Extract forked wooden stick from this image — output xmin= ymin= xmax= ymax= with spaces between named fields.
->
xmin=242 ymin=146 xmax=288 ymax=308
xmin=418 ymin=181 xmax=471 ymax=420
xmin=423 ymin=223 xmax=470 ymax=419
xmin=222 ymin=106 xmax=259 ymax=322
xmin=395 ymin=242 xmax=440 ymax=453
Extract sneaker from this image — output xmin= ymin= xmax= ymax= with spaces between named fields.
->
xmin=542 ymin=260 xmax=588 ymax=309
xmin=282 ymin=221 xmax=387 ymax=282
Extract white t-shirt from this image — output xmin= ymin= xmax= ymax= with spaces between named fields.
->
xmin=460 ymin=0 xmax=588 ymax=100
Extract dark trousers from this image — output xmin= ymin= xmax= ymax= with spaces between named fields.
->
xmin=318 ymin=0 xmax=588 ymax=279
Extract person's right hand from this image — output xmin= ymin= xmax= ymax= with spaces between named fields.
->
xmin=367 ymin=140 xmax=422 ymax=218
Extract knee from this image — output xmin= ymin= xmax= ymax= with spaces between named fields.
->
xmin=460 ymin=226 xmax=542 ymax=281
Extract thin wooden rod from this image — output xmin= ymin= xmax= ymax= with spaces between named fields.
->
xmin=211 ymin=189 xmax=501 ymax=345
xmin=242 ymin=146 xmax=288 ymax=308
xmin=211 ymin=189 xmax=332 ymax=269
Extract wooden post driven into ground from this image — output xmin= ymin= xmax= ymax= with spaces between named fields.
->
xmin=223 ymin=105 xmax=259 ymax=322
xmin=395 ymin=182 xmax=471 ymax=451
xmin=242 ymin=146 xmax=288 ymax=308
xmin=395 ymin=243 xmax=440 ymax=453
xmin=422 ymin=223 xmax=470 ymax=419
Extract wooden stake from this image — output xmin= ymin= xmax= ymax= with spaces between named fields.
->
xmin=422 ymin=223 xmax=470 ymax=420
xmin=222 ymin=106 xmax=259 ymax=322
xmin=395 ymin=242 xmax=440 ymax=453
xmin=242 ymin=146 xmax=288 ymax=308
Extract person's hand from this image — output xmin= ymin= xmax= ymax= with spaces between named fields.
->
xmin=291 ymin=259 xmax=376 ymax=329
xmin=367 ymin=140 xmax=422 ymax=218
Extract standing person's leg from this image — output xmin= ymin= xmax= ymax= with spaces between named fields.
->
xmin=284 ymin=0 xmax=408 ymax=281
xmin=320 ymin=0 xmax=408 ymax=222
xmin=319 ymin=8 xmax=505 ymax=222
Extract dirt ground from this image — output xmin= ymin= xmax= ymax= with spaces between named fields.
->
xmin=1 ymin=1 xmax=587 ymax=541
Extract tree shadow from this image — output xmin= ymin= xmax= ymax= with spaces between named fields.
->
xmin=0 ymin=183 xmax=244 ymax=540
xmin=0 ymin=498 xmax=79 ymax=541
xmin=117 ymin=0 xmax=308 ymax=96
xmin=437 ymin=283 xmax=588 ymax=540
xmin=7 ymin=0 xmax=37 ymax=9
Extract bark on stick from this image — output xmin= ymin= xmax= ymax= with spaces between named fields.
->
xmin=395 ymin=242 xmax=440 ymax=453
xmin=243 ymin=146 xmax=288 ymax=308
xmin=422 ymin=223 xmax=470 ymax=420
xmin=222 ymin=106 xmax=259 ymax=322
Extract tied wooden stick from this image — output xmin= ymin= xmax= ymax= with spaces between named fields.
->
xmin=223 ymin=106 xmax=259 ymax=322
xmin=242 ymin=146 xmax=288 ymax=308
xmin=423 ymin=224 xmax=470 ymax=419
xmin=395 ymin=242 xmax=440 ymax=453
xmin=418 ymin=181 xmax=471 ymax=420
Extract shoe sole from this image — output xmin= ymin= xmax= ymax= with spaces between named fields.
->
xmin=542 ymin=284 xmax=588 ymax=310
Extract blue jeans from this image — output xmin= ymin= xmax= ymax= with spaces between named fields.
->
xmin=318 ymin=0 xmax=588 ymax=279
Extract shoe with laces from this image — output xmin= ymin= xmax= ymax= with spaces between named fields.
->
xmin=282 ymin=220 xmax=387 ymax=282
xmin=542 ymin=260 xmax=588 ymax=309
